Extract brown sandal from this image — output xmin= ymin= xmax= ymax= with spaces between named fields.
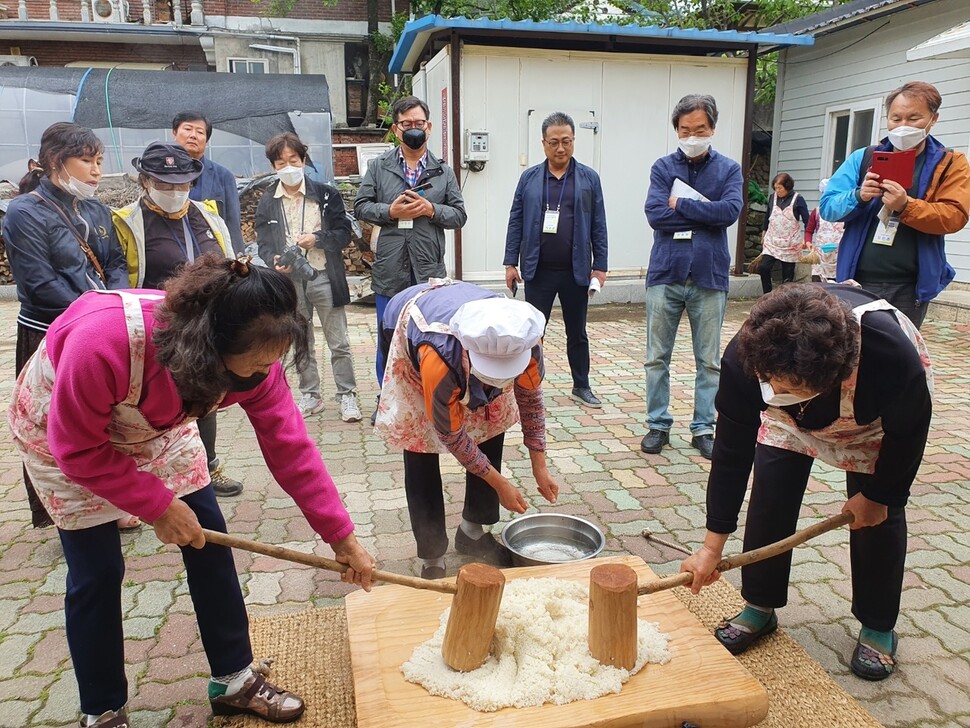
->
xmin=210 ymin=672 xmax=305 ymax=723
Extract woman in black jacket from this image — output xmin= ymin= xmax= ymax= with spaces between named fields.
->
xmin=2 ymin=122 xmax=129 ymax=528
xmin=255 ymin=132 xmax=361 ymax=423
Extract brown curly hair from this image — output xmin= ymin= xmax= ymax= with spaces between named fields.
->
xmin=153 ymin=255 xmax=309 ymax=417
xmin=736 ymin=285 xmax=860 ymax=392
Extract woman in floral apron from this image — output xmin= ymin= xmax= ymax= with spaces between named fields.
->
xmin=805 ymin=178 xmax=845 ymax=281
xmin=756 ymin=173 xmax=810 ymax=293
xmin=680 ymin=283 xmax=932 ymax=682
xmin=7 ymin=256 xmax=375 ymax=727
xmin=374 ymin=279 xmax=562 ymax=579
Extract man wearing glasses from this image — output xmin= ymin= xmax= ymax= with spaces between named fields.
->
xmin=354 ymin=96 xmax=467 ymax=425
xmin=504 ymin=111 xmax=609 ymax=408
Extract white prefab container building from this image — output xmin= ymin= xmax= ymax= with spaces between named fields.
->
xmin=389 ymin=16 xmax=811 ymax=295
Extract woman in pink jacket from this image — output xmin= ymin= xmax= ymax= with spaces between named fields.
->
xmin=8 ymin=255 xmax=375 ymax=727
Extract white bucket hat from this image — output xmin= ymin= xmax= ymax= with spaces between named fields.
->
xmin=449 ymin=297 xmax=546 ymax=380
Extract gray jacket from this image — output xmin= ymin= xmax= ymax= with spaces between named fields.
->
xmin=353 ymin=147 xmax=466 ymax=297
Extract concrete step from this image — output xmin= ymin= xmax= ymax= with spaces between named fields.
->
xmin=926 ymin=288 xmax=970 ymax=323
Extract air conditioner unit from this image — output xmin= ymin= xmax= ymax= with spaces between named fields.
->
xmin=0 ymin=55 xmax=38 ymax=66
xmin=90 ymin=0 xmax=129 ymax=23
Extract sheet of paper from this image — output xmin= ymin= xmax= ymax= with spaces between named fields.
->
xmin=671 ymin=178 xmax=709 ymax=203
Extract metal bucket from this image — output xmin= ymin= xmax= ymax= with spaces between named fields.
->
xmin=501 ymin=513 xmax=605 ymax=567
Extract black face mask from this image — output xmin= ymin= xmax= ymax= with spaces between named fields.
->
xmin=225 ymin=369 xmax=269 ymax=392
xmin=402 ymin=128 xmax=426 ymax=150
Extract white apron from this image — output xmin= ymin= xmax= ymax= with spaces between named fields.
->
xmin=762 ymin=192 xmax=804 ymax=263
xmin=373 ymin=280 xmax=519 ymax=453
xmin=757 ymin=299 xmax=933 ymax=474
xmin=8 ymin=290 xmax=210 ymax=530
xmin=812 ymin=217 xmax=844 ymax=281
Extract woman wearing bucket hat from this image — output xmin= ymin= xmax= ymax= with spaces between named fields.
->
xmin=374 ymin=279 xmax=562 ymax=579
xmin=111 ymin=141 xmax=244 ymax=498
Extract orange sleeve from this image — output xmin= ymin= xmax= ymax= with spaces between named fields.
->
xmin=417 ymin=344 xmax=463 ymax=434
xmin=899 ymin=151 xmax=970 ymax=235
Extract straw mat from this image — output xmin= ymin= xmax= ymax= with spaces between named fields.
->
xmin=218 ymin=579 xmax=881 ymax=728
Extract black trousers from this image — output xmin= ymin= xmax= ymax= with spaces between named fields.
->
xmin=16 ymin=324 xmax=54 ymax=528
xmin=197 ymin=410 xmax=219 ymax=471
xmin=855 ymin=280 xmax=927 ymax=329
xmin=525 ymin=267 xmax=591 ymax=389
xmin=741 ymin=444 xmax=907 ymax=632
xmin=58 ymin=486 xmax=252 ymax=715
xmin=757 ymin=254 xmax=796 ymax=294
xmin=403 ymin=433 xmax=504 ymax=559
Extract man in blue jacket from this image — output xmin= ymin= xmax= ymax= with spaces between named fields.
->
xmin=504 ymin=112 xmax=609 ymax=408
xmin=641 ymin=94 xmax=743 ymax=459
xmin=172 ymin=111 xmax=245 ymax=255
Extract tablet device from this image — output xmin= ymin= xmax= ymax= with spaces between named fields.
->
xmin=868 ymin=150 xmax=916 ymax=189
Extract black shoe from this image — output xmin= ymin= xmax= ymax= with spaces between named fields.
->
xmin=714 ymin=611 xmax=778 ymax=655
xmin=420 ymin=564 xmax=446 ymax=580
xmin=850 ymin=631 xmax=898 ymax=681
xmin=570 ymin=387 xmax=602 ymax=408
xmin=454 ymin=528 xmax=512 ymax=567
xmin=639 ymin=429 xmax=669 ymax=454
xmin=370 ymin=395 xmax=380 ymax=427
xmin=209 ymin=466 xmax=243 ymax=497
xmin=691 ymin=434 xmax=714 ymax=460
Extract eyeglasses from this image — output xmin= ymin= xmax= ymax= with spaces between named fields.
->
xmin=396 ymin=119 xmax=429 ymax=130
xmin=543 ymin=138 xmax=574 ymax=148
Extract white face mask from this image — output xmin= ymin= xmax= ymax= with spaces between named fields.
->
xmin=678 ymin=136 xmax=713 ymax=159
xmin=760 ymin=381 xmax=818 ymax=407
xmin=148 ymin=187 xmax=190 ymax=214
xmin=888 ymin=125 xmax=927 ymax=151
xmin=60 ymin=173 xmax=98 ymax=201
xmin=471 ymin=367 xmax=516 ymax=390
xmin=277 ymin=165 xmax=305 ymax=187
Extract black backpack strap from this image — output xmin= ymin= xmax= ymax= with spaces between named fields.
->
xmin=857 ymin=145 xmax=876 ymax=186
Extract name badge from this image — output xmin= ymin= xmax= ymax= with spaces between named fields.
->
xmin=542 ymin=210 xmax=560 ymax=234
xmin=398 ymin=219 xmax=414 ymax=230
xmin=872 ymin=219 xmax=898 ymax=246
xmin=673 ymin=230 xmax=693 ymax=241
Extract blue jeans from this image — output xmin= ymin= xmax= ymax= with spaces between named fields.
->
xmin=644 ymin=281 xmax=726 ymax=435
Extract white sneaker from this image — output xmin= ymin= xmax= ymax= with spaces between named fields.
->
xmin=298 ymin=393 xmax=325 ymax=417
xmin=340 ymin=393 xmax=362 ymax=423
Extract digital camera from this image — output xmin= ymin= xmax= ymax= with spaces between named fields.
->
xmin=277 ymin=245 xmax=318 ymax=282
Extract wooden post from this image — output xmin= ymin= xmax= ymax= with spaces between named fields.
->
xmin=588 ymin=563 xmax=638 ymax=670
xmin=441 ymin=563 xmax=505 ymax=672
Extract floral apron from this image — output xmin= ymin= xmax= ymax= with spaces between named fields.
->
xmin=757 ymin=299 xmax=933 ymax=474
xmin=812 ymin=217 xmax=844 ymax=281
xmin=373 ymin=279 xmax=519 ymax=453
xmin=762 ymin=192 xmax=804 ymax=263
xmin=8 ymin=290 xmax=210 ymax=530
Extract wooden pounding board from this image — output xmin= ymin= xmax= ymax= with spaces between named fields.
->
xmin=346 ymin=555 xmax=769 ymax=727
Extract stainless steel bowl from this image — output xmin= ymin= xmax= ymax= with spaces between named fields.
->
xmin=501 ymin=513 xmax=605 ymax=567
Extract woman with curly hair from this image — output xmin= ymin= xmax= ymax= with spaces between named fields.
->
xmin=680 ymin=283 xmax=932 ymax=682
xmin=7 ymin=255 xmax=375 ymax=727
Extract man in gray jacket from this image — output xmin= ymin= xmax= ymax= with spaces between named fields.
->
xmin=354 ymin=96 xmax=467 ymax=424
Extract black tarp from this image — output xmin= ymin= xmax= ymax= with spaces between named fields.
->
xmin=0 ymin=67 xmax=330 ymax=144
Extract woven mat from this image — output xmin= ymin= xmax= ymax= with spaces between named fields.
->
xmin=218 ymin=580 xmax=881 ymax=728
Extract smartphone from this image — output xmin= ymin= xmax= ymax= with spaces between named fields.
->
xmin=511 ymin=280 xmax=518 ymax=297
xmin=868 ymin=150 xmax=916 ymax=189
xmin=410 ymin=181 xmax=433 ymax=194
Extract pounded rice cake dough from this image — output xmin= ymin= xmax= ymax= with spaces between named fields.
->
xmin=401 ymin=577 xmax=671 ymax=712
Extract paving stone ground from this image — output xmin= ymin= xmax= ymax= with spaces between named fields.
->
xmin=0 ymin=295 xmax=968 ymax=728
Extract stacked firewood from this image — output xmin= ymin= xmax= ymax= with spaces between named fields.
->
xmin=0 ymin=181 xmax=20 ymax=284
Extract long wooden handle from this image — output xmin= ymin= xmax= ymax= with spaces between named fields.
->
xmin=202 ymin=529 xmax=458 ymax=595
xmin=637 ymin=512 xmax=854 ymax=596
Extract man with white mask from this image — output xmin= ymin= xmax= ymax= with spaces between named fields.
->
xmin=112 ymin=141 xmax=244 ymax=497
xmin=641 ymin=94 xmax=743 ymax=459
xmin=255 ymin=132 xmax=361 ymax=423
xmin=820 ymin=81 xmax=970 ymax=328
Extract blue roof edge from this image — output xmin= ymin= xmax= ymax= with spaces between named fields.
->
xmin=389 ymin=14 xmax=814 ymax=73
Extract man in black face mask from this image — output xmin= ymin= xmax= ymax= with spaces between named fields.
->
xmin=354 ymin=96 xmax=467 ymax=425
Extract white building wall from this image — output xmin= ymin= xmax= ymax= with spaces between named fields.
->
xmin=419 ymin=45 xmax=748 ymax=283
xmin=773 ymin=0 xmax=970 ymax=280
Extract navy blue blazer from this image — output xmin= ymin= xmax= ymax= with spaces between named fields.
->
xmin=503 ymin=159 xmax=608 ymax=286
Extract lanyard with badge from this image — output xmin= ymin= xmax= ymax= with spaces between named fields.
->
xmin=872 ymin=205 xmax=899 ymax=246
xmin=543 ymin=165 xmax=570 ymax=234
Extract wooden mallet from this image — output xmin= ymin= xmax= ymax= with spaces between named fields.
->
xmin=201 ymin=529 xmax=502 ymax=672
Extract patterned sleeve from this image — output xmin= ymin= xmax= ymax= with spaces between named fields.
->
xmin=417 ymin=345 xmax=492 ymax=478
xmin=514 ymin=345 xmax=546 ymax=452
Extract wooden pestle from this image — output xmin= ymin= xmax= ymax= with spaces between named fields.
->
xmin=637 ymin=512 xmax=854 ymax=595
xmin=588 ymin=563 xmax=638 ymax=669
xmin=441 ymin=563 xmax=506 ymax=672
xmin=201 ymin=529 xmax=457 ymax=595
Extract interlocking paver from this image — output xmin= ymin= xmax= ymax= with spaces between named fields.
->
xmin=1 ymin=295 xmax=968 ymax=727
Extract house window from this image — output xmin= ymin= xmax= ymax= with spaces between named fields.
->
xmin=822 ymin=99 xmax=880 ymax=177
xmin=228 ymin=58 xmax=267 ymax=74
